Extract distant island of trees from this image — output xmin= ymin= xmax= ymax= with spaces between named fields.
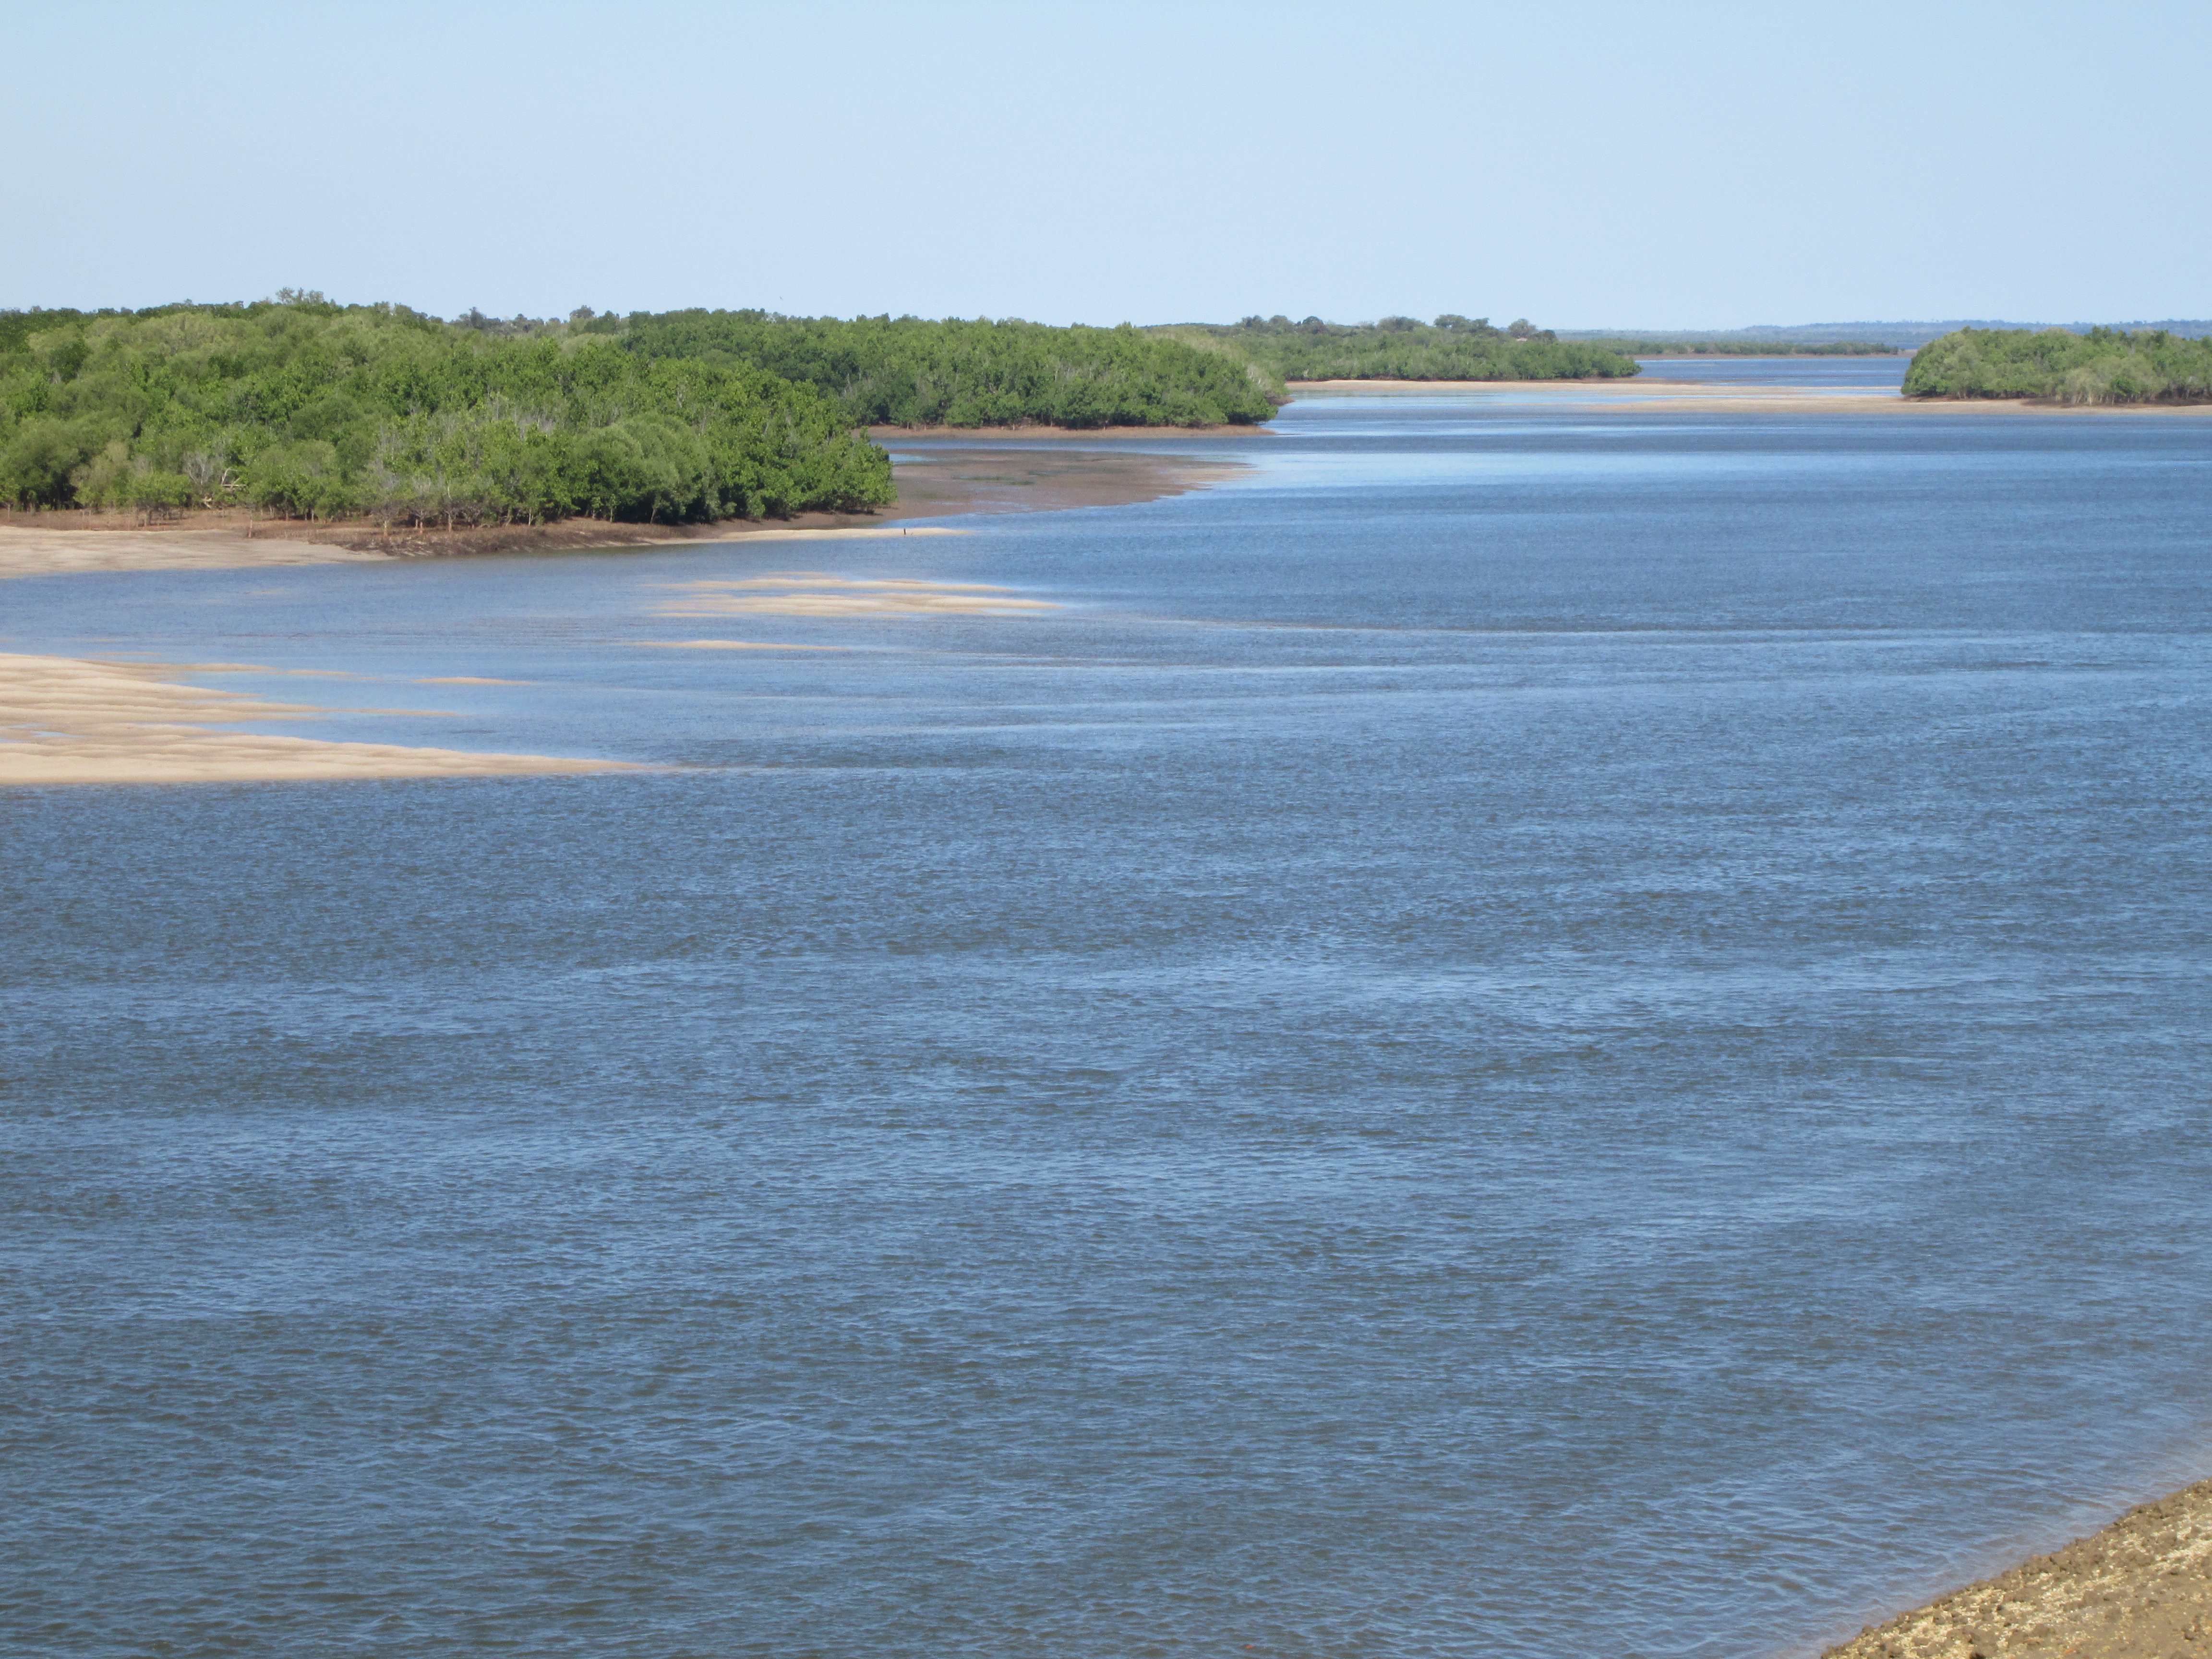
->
xmin=1159 ymin=315 xmax=1642 ymax=382
xmin=1904 ymin=327 xmax=2212 ymax=404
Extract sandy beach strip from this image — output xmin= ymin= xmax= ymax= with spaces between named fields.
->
xmin=0 ymin=523 xmax=393 ymax=581
xmin=0 ymin=652 xmax=636 ymax=786
xmin=1285 ymin=379 xmax=2212 ymax=415
xmin=1290 ymin=377 xmax=1924 ymax=413
xmin=1820 ymin=1478 xmax=2212 ymax=1659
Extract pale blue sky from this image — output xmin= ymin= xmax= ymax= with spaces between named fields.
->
xmin=6 ymin=0 xmax=2205 ymax=328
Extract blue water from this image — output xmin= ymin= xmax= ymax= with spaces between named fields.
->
xmin=1632 ymin=356 xmax=1911 ymax=390
xmin=5 ymin=397 xmax=2210 ymax=1658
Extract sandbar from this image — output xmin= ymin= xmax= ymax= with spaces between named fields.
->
xmin=1284 ymin=379 xmax=2212 ymax=415
xmin=647 ymin=573 xmax=1061 ymax=619
xmin=1821 ymin=1477 xmax=2212 ymax=1659
xmin=0 ymin=652 xmax=635 ymax=786
xmin=0 ymin=522 xmax=389 ymax=581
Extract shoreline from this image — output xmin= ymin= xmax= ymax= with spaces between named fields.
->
xmin=1819 ymin=1477 xmax=2212 ymax=1658
xmin=0 ymin=652 xmax=640 ymax=787
xmin=0 ymin=446 xmax=1244 ymax=582
xmin=866 ymin=420 xmax=1270 ymax=439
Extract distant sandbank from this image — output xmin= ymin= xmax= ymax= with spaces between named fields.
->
xmin=0 ymin=652 xmax=637 ymax=787
xmin=1285 ymin=378 xmax=2212 ymax=414
xmin=1819 ymin=1477 xmax=2212 ymax=1659
xmin=646 ymin=572 xmax=1062 ymax=619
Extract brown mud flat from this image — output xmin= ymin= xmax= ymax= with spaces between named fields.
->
xmin=881 ymin=447 xmax=1246 ymax=518
xmin=1820 ymin=1477 xmax=2212 ymax=1659
xmin=867 ymin=421 xmax=1269 ymax=440
xmin=1286 ymin=377 xmax=1636 ymax=391
xmin=0 ymin=447 xmax=1244 ymax=580
xmin=308 ymin=509 xmax=906 ymax=560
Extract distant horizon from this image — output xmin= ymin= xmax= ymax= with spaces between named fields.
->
xmin=6 ymin=295 xmax=2209 ymax=343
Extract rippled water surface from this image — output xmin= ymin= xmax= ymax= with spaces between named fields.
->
xmin=6 ymin=397 xmax=2210 ymax=1658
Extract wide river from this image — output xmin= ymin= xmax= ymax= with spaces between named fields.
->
xmin=7 ymin=368 xmax=2211 ymax=1658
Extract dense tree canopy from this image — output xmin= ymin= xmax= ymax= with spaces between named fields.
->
xmin=0 ymin=297 xmax=893 ymax=522
xmin=1903 ymin=327 xmax=2212 ymax=404
xmin=1167 ymin=316 xmax=1640 ymax=381
xmin=613 ymin=311 xmax=1283 ymax=428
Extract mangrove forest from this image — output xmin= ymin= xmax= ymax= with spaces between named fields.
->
xmin=0 ymin=295 xmax=893 ymax=524
xmin=1904 ymin=327 xmax=2212 ymax=404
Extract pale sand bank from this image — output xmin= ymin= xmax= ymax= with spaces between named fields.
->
xmin=1822 ymin=1478 xmax=2212 ymax=1659
xmin=1286 ymin=379 xmax=2212 ymax=415
xmin=647 ymin=573 xmax=1062 ymax=619
xmin=0 ymin=652 xmax=635 ymax=787
xmin=0 ymin=523 xmax=388 ymax=580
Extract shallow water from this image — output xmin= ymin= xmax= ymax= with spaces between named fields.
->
xmin=1631 ymin=356 xmax=1911 ymax=390
xmin=5 ymin=397 xmax=2210 ymax=1658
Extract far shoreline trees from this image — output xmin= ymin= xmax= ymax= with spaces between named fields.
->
xmin=1161 ymin=316 xmax=1641 ymax=381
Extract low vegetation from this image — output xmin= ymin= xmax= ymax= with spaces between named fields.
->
xmin=0 ymin=295 xmax=893 ymax=524
xmin=1903 ymin=326 xmax=2212 ymax=404
xmin=1160 ymin=315 xmax=1640 ymax=382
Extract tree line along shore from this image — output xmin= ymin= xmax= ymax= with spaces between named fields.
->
xmin=0 ymin=296 xmax=1295 ymax=532
xmin=6 ymin=297 xmax=2203 ymax=538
